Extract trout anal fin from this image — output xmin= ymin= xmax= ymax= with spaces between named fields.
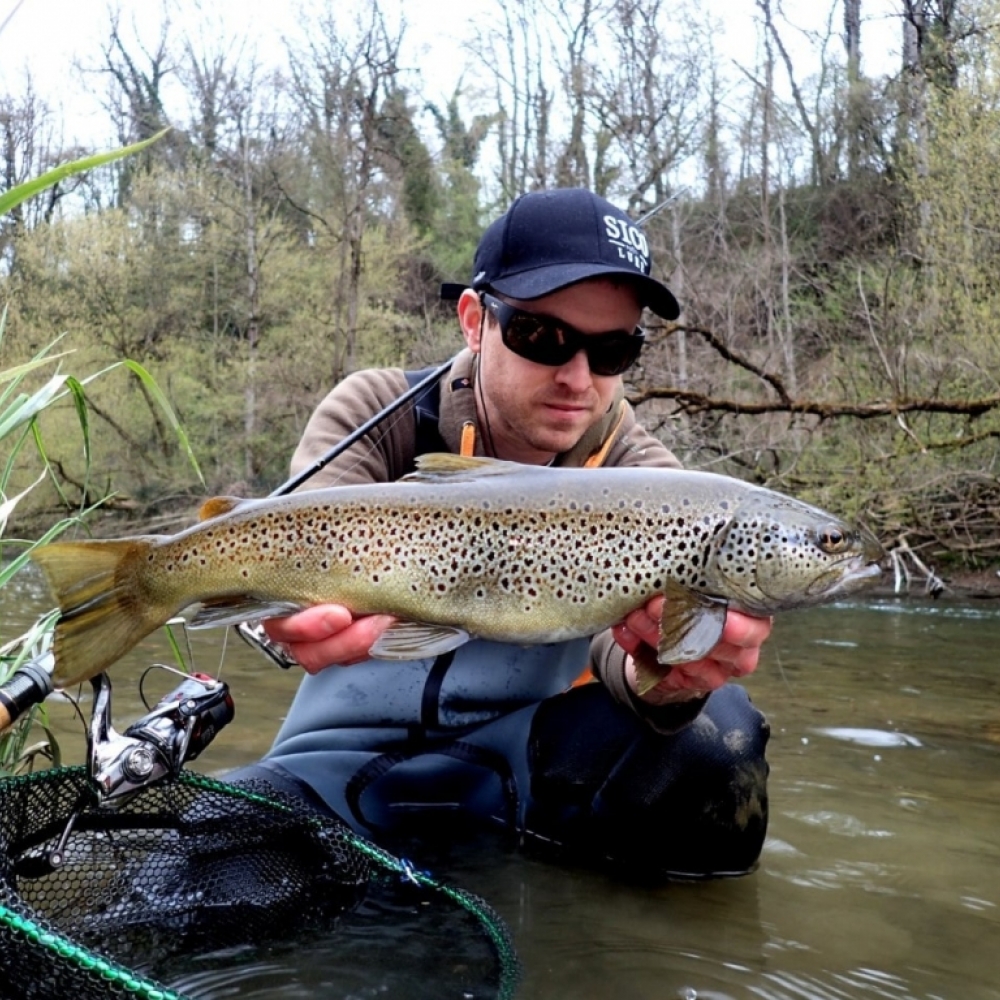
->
xmin=186 ymin=597 xmax=307 ymax=629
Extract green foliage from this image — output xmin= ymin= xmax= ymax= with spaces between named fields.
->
xmin=423 ymin=93 xmax=492 ymax=284
xmin=0 ymin=131 xmax=204 ymax=774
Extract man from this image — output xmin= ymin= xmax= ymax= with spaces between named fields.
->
xmin=234 ymin=188 xmax=772 ymax=879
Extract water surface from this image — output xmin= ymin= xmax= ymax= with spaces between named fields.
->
xmin=3 ymin=572 xmax=998 ymax=999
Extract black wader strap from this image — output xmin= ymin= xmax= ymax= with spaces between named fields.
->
xmin=344 ymin=741 xmax=519 ymax=832
xmin=421 ymin=650 xmax=457 ymax=730
xmin=404 ymin=366 xmax=447 ymax=462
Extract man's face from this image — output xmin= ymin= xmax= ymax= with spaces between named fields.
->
xmin=459 ymin=278 xmax=643 ymax=464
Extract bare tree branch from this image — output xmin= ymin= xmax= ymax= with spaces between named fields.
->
xmin=649 ymin=323 xmax=792 ymax=403
xmin=628 ymin=385 xmax=1000 ymax=420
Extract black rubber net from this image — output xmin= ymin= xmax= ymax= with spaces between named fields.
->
xmin=0 ymin=767 xmax=519 ymax=1000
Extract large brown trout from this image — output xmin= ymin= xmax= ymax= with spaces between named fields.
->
xmin=31 ymin=454 xmax=885 ymax=694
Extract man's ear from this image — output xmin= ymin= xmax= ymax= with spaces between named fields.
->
xmin=457 ymin=289 xmax=484 ymax=353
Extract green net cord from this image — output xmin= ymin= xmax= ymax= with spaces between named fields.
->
xmin=0 ymin=900 xmax=184 ymax=1000
xmin=0 ymin=768 xmax=520 ymax=1000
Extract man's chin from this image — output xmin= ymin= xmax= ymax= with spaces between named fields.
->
xmin=529 ymin=427 xmax=588 ymax=456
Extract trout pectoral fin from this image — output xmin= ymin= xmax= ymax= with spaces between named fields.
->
xmin=187 ymin=598 xmax=307 ymax=629
xmin=631 ymin=583 xmax=729 ymax=697
xmin=656 ymin=579 xmax=729 ymax=664
xmin=369 ymin=621 xmax=471 ymax=660
xmin=633 ymin=643 xmax=672 ymax=697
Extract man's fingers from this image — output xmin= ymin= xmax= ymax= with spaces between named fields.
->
xmin=289 ymin=615 xmax=398 ymax=674
xmin=720 ymin=611 xmax=773 ymax=649
xmin=697 ymin=642 xmax=761 ymax=678
xmin=619 ymin=605 xmax=771 ymax=701
xmin=621 ymin=603 xmax=660 ymax=647
xmin=619 ymin=605 xmax=772 ymax=659
xmin=262 ymin=605 xmax=354 ymax=644
xmin=260 ymin=606 xmax=398 ymax=674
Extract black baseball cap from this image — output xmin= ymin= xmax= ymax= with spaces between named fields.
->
xmin=440 ymin=188 xmax=679 ymax=320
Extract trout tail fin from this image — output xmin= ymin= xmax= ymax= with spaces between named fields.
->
xmin=30 ymin=538 xmax=172 ymax=687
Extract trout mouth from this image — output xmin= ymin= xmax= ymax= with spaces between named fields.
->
xmin=803 ymin=552 xmax=886 ymax=600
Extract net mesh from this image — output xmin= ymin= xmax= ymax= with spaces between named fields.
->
xmin=0 ymin=767 xmax=518 ymax=1000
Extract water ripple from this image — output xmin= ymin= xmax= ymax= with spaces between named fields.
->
xmin=783 ymin=810 xmax=894 ymax=838
xmin=811 ymin=727 xmax=923 ymax=748
xmin=750 ymin=967 xmax=922 ymax=1000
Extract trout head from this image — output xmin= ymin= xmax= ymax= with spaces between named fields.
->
xmin=708 ymin=492 xmax=887 ymax=614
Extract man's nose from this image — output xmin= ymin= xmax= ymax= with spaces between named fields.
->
xmin=553 ymin=347 xmax=593 ymax=390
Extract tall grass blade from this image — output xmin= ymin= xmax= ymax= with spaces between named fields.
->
xmin=123 ymin=359 xmax=205 ymax=486
xmin=0 ymin=374 xmax=67 ymax=440
xmin=0 ymin=129 xmax=171 ymax=217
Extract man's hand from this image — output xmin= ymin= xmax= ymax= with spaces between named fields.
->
xmin=261 ymin=606 xmax=397 ymax=674
xmin=612 ymin=596 xmax=772 ymax=706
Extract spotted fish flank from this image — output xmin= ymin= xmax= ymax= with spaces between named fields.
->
xmin=31 ymin=454 xmax=886 ymax=694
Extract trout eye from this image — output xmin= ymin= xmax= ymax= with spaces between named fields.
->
xmin=818 ymin=526 xmax=848 ymax=553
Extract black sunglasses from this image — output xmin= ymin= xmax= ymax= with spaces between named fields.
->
xmin=481 ymin=292 xmax=645 ymax=376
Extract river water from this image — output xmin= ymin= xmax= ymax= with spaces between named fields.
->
xmin=2 ymin=568 xmax=998 ymax=1000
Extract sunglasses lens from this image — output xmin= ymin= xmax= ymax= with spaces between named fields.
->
xmin=487 ymin=294 xmax=643 ymax=375
xmin=503 ymin=314 xmax=577 ymax=367
xmin=585 ymin=334 xmax=644 ymax=376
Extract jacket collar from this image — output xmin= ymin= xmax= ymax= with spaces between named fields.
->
xmin=437 ymin=348 xmax=625 ymax=468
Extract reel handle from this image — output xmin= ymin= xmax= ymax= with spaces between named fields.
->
xmin=0 ymin=655 xmax=54 ymax=733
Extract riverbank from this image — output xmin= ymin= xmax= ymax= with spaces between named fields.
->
xmin=929 ymin=568 xmax=1000 ymax=599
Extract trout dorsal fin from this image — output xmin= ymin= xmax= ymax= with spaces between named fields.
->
xmin=404 ymin=453 xmax=525 ymax=483
xmin=197 ymin=496 xmax=249 ymax=521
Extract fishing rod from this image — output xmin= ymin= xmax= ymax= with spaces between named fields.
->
xmin=635 ymin=189 xmax=686 ymax=227
xmin=0 ymin=651 xmax=55 ymax=734
xmin=0 ymin=355 xmax=458 ymax=732
xmin=275 ymin=354 xmax=456 ymax=495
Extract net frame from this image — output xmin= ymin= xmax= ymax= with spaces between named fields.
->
xmin=0 ymin=766 xmax=519 ymax=1000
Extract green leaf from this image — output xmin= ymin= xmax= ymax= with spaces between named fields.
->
xmin=0 ymin=374 xmax=67 ymax=441
xmin=0 ymin=421 xmax=33 ymax=494
xmin=30 ymin=420 xmax=75 ymax=511
xmin=163 ymin=619 xmax=196 ymax=673
xmin=123 ymin=359 xmax=206 ymax=486
xmin=64 ymin=376 xmax=91 ymax=468
xmin=0 ymin=351 xmax=72 ymax=389
xmin=0 ymin=128 xmax=171 ymax=218
xmin=0 ymin=470 xmax=45 ymax=535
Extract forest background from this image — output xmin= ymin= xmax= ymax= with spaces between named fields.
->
xmin=3 ymin=0 xmax=1000 ymax=591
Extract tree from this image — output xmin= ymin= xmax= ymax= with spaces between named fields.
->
xmin=467 ymin=0 xmax=553 ymax=200
xmin=592 ymin=0 xmax=707 ymax=208
xmin=425 ymin=88 xmax=492 ymax=284
xmin=285 ymin=1 xmax=414 ymax=378
xmin=91 ymin=9 xmax=184 ymax=207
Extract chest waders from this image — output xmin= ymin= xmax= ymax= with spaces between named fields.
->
xmin=339 ymin=367 xmax=522 ymax=834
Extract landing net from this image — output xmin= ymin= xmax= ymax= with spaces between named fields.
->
xmin=0 ymin=767 xmax=520 ymax=999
